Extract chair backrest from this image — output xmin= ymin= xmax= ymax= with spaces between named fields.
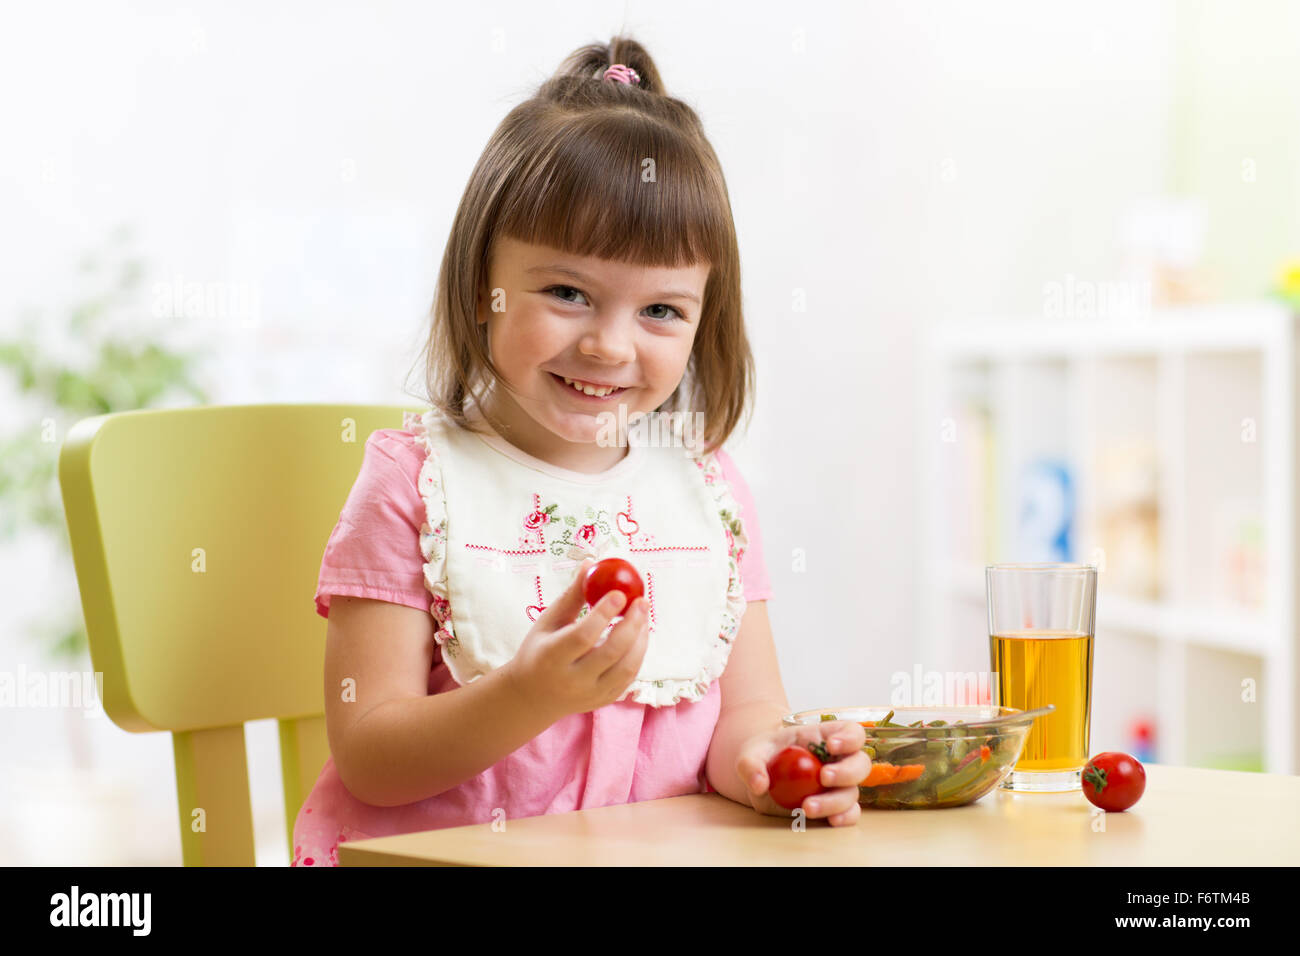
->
xmin=59 ymin=403 xmax=415 ymax=865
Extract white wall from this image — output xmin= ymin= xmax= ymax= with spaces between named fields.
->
xmin=1 ymin=0 xmax=1179 ymax=863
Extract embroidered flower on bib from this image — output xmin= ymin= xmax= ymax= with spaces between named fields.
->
xmin=531 ymin=503 xmax=622 ymax=559
xmin=522 ymin=503 xmax=557 ymax=534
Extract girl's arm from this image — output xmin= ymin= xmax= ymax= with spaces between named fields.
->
xmin=325 ymin=595 xmax=560 ymax=807
xmin=704 ymin=601 xmax=791 ymax=803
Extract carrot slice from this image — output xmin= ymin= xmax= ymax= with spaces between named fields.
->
xmin=891 ymin=764 xmax=925 ymax=784
xmin=860 ymin=762 xmax=926 ymax=787
xmin=979 ymin=745 xmax=991 ymax=761
xmin=861 ymin=763 xmax=893 ymax=786
xmin=860 ymin=721 xmax=876 ymax=727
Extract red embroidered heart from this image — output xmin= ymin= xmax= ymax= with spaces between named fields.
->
xmin=526 ymin=605 xmax=545 ymax=621
xmin=616 ymin=512 xmax=639 ymax=538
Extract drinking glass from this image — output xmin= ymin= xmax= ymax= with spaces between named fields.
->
xmin=987 ymin=563 xmax=1097 ymax=792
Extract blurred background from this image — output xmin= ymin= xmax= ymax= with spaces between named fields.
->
xmin=2 ymin=0 xmax=1298 ymax=864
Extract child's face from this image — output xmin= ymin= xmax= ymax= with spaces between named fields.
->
xmin=476 ymin=236 xmax=708 ymax=469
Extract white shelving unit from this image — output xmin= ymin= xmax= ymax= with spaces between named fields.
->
xmin=918 ymin=303 xmax=1297 ymax=775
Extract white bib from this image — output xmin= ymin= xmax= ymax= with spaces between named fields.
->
xmin=402 ymin=403 xmax=750 ymax=707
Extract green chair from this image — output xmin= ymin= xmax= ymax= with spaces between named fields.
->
xmin=59 ymin=403 xmax=415 ymax=865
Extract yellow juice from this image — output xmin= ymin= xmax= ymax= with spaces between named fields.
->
xmin=990 ymin=629 xmax=1093 ymax=771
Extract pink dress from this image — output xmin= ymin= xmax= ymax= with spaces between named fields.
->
xmin=291 ymin=424 xmax=772 ymax=867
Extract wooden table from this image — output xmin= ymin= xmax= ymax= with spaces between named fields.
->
xmin=337 ymin=764 xmax=1299 ymax=866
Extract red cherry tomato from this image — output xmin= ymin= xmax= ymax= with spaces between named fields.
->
xmin=766 ymin=745 xmax=827 ymax=810
xmin=1082 ymin=751 xmax=1146 ymax=812
xmin=583 ymin=557 xmax=644 ymax=615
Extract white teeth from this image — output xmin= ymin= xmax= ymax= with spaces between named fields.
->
xmin=562 ymin=376 xmax=619 ymax=397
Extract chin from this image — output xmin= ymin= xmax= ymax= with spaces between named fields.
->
xmin=530 ymin=403 xmax=593 ymax=440
xmin=552 ymin=403 xmax=637 ymax=444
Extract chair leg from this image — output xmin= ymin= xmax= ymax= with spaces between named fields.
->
xmin=172 ymin=725 xmax=256 ymax=866
xmin=278 ymin=715 xmax=331 ymax=860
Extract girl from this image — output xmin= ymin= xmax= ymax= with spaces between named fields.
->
xmin=292 ymin=36 xmax=868 ymax=867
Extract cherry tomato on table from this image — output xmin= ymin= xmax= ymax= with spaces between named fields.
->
xmin=584 ymin=557 xmax=644 ymax=614
xmin=1082 ymin=751 xmax=1146 ymax=812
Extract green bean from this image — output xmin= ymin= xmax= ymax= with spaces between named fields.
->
xmin=872 ymin=735 xmax=923 ymax=756
xmin=918 ymin=755 xmax=950 ymax=787
xmin=935 ymin=756 xmax=988 ymax=801
xmin=880 ymin=741 xmax=928 ymax=762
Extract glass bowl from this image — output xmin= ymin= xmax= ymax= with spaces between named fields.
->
xmin=782 ymin=705 xmax=1037 ymax=809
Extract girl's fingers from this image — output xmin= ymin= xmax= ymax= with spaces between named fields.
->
xmin=803 ymin=787 xmax=860 ymax=822
xmin=821 ymin=749 xmax=871 ymax=787
xmin=538 ymin=558 xmax=595 ymax=628
xmin=794 ymin=722 xmax=862 ymax=755
xmin=582 ymin=589 xmax=630 ymax=638
xmin=827 ymin=800 xmax=862 ymax=827
xmin=821 ymin=721 xmax=866 ymax=750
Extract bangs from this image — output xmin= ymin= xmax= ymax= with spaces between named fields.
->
xmin=493 ymin=109 xmax=731 ymax=271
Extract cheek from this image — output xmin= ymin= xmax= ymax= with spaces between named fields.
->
xmin=649 ymin=336 xmax=695 ymax=377
xmin=490 ymin=308 xmax=558 ymax=370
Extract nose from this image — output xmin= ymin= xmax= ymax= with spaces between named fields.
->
xmin=578 ymin=312 xmax=637 ymax=366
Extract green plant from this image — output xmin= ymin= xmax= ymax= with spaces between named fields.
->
xmin=0 ymin=224 xmax=213 ymax=660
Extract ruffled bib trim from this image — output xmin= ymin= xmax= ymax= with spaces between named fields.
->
xmin=669 ymin=423 xmax=750 ymax=707
xmin=403 ymin=408 xmax=751 ymax=707
xmin=404 ymin=409 xmax=459 ymax=660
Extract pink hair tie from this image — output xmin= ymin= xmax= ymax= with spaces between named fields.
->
xmin=602 ymin=63 xmax=640 ymax=85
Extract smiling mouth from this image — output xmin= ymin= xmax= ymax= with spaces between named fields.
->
xmin=549 ymin=372 xmax=631 ymax=398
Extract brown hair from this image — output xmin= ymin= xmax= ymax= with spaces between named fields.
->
xmin=404 ymin=35 xmax=754 ymax=457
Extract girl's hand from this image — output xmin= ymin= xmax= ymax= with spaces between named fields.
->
xmin=502 ymin=557 xmax=650 ymax=722
xmin=736 ymin=720 xmax=870 ymax=827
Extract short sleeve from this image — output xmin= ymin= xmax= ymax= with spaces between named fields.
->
xmin=713 ymin=448 xmax=773 ymax=602
xmin=314 ymin=429 xmax=431 ymax=619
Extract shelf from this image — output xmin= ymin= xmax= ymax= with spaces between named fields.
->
xmin=921 ymin=302 xmax=1296 ymax=773
xmin=929 ymin=303 xmax=1292 ymax=358
xmin=938 ymin=562 xmax=1271 ymax=656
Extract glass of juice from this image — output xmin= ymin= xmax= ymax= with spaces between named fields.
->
xmin=987 ymin=563 xmax=1097 ymax=792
